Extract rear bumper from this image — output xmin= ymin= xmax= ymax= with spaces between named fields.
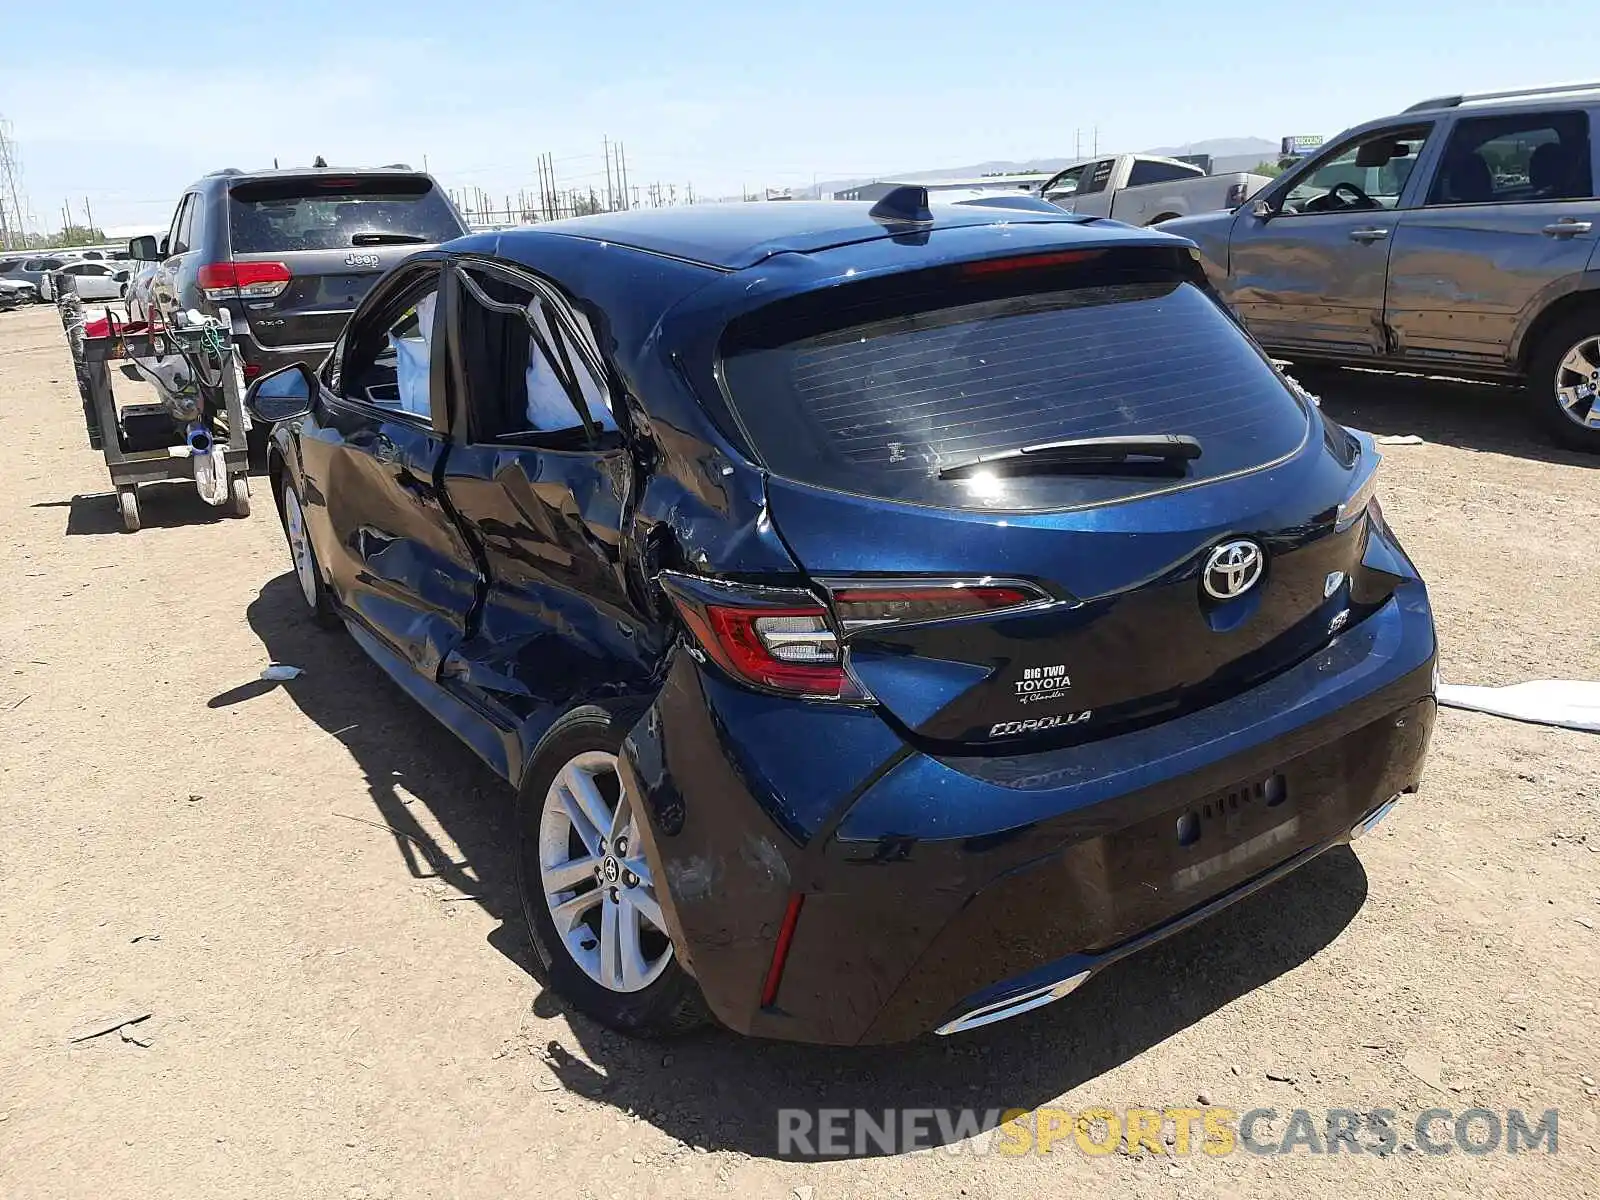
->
xmin=233 ymin=337 xmax=335 ymax=378
xmin=621 ymin=580 xmax=1436 ymax=1045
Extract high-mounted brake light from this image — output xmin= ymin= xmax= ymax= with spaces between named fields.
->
xmin=198 ymin=261 xmax=292 ymax=300
xmin=958 ymin=249 xmax=1105 ymax=277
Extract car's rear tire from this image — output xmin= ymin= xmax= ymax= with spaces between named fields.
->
xmin=516 ymin=710 xmax=709 ymax=1038
xmin=279 ymin=476 xmax=339 ymax=628
xmin=1528 ymin=309 xmax=1600 ymax=453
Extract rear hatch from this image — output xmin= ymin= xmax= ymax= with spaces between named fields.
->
xmin=717 ymin=247 xmax=1385 ymax=753
xmin=225 ymin=172 xmax=466 ymax=349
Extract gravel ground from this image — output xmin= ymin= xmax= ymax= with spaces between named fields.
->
xmin=1 ymin=302 xmax=1597 ymax=1199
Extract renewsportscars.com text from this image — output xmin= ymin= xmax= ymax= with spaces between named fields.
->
xmin=776 ymin=1106 xmax=1559 ymax=1158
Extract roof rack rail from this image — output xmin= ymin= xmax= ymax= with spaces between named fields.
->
xmin=1403 ymin=80 xmax=1600 ymax=113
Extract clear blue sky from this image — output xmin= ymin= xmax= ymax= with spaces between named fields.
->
xmin=0 ymin=0 xmax=1591 ymax=232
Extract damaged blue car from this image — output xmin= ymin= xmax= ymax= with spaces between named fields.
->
xmin=245 ymin=191 xmax=1437 ymax=1044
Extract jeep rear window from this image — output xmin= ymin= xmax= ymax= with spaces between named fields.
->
xmin=228 ymin=176 xmax=464 ymax=253
xmin=720 ymin=276 xmax=1310 ymax=511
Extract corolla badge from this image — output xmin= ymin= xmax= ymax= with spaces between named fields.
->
xmin=1202 ymin=539 xmax=1265 ymax=601
xmin=345 ymin=252 xmax=381 ymax=268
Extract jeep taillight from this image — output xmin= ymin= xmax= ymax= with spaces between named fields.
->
xmin=198 ymin=261 xmax=291 ymax=300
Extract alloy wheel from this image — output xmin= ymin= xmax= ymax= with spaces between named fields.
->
xmin=1554 ymin=334 xmax=1600 ymax=429
xmin=282 ymin=485 xmax=319 ymax=610
xmin=537 ymin=750 xmax=673 ymax=993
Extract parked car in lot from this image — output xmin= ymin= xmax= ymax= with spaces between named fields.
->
xmin=246 ymin=196 xmax=1436 ymax=1044
xmin=1039 ymin=154 xmax=1271 ymax=225
xmin=2 ymin=254 xmax=69 ymax=299
xmin=37 ymin=259 xmax=131 ymax=302
xmin=129 ymin=165 xmax=469 ymax=383
xmin=1162 ymin=82 xmax=1600 ymax=451
xmin=124 ymin=259 xmax=159 ymax=323
xmin=0 ymin=278 xmax=32 ymax=310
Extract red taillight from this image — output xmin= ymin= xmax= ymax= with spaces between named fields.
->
xmin=660 ymin=575 xmax=1047 ymax=700
xmin=242 ymin=362 xmax=263 ymax=380
xmin=674 ymin=598 xmax=860 ymax=700
xmin=828 ymin=584 xmax=1041 ymax=631
xmin=198 ymin=261 xmax=291 ymax=300
xmin=759 ymin=892 xmax=806 ymax=1008
xmin=958 ymin=249 xmax=1104 ymax=277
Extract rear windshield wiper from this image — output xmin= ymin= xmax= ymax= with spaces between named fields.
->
xmin=937 ymin=434 xmax=1203 ymax=479
xmin=350 ymin=232 xmax=427 ymax=246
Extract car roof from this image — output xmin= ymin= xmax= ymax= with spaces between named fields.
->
xmin=483 ymin=199 xmax=1106 ymax=271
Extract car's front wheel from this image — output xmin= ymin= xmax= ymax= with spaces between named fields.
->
xmin=516 ymin=711 xmax=708 ymax=1038
xmin=1529 ymin=310 xmax=1600 ymax=453
xmin=280 ymin=475 xmax=339 ymax=627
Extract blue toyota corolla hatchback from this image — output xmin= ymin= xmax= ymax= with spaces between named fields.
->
xmin=246 ymin=192 xmax=1437 ymax=1044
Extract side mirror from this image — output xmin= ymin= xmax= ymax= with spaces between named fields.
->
xmin=245 ymin=362 xmax=318 ymax=423
xmin=128 ymin=235 xmax=162 ymax=262
xmin=1250 ymin=198 xmax=1276 ymax=219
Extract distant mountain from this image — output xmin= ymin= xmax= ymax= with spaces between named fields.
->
xmin=1142 ymin=137 xmax=1277 ymax=159
xmin=798 ymin=137 xmax=1278 ymax=199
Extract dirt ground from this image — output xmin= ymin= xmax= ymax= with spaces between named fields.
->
xmin=1 ymin=301 xmax=1596 ymax=1200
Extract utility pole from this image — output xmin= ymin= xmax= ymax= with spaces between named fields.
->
xmin=1092 ymin=125 xmax=1099 ymax=156
xmin=0 ymin=117 xmax=26 ymax=250
xmin=618 ymin=142 xmax=630 ymax=210
xmin=603 ymin=136 xmax=614 ymax=210
xmin=83 ymin=196 xmax=94 ymax=234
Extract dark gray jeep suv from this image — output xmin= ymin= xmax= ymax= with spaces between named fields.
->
xmin=130 ymin=165 xmax=468 ymax=448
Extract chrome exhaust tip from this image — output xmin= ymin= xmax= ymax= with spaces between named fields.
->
xmin=1349 ymin=797 xmax=1401 ymax=840
xmin=935 ymin=968 xmax=1091 ymax=1036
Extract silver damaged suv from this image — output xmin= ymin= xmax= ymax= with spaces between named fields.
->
xmin=1162 ymin=82 xmax=1600 ymax=452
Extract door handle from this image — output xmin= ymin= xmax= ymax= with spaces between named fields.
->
xmin=1348 ymin=227 xmax=1390 ymax=244
xmin=1542 ymin=220 xmax=1592 ymax=238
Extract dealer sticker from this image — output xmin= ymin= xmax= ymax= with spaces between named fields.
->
xmin=1015 ymin=663 xmax=1073 ymax=704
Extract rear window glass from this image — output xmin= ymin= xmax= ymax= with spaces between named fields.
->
xmin=228 ymin=176 xmax=464 ymax=252
xmin=720 ymin=279 xmax=1310 ymax=511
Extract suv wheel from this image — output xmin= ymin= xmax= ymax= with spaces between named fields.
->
xmin=1529 ymin=311 xmax=1600 ymax=452
xmin=516 ymin=711 xmax=709 ymax=1038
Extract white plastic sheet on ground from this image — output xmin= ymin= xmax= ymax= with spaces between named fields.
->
xmin=1436 ymin=681 xmax=1600 ymax=733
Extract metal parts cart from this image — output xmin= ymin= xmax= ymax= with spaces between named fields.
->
xmin=58 ymin=280 xmax=251 ymax=533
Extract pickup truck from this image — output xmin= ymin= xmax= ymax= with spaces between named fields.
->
xmin=1039 ymin=154 xmax=1271 ymax=226
xmin=1160 ymin=82 xmax=1600 ymax=452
